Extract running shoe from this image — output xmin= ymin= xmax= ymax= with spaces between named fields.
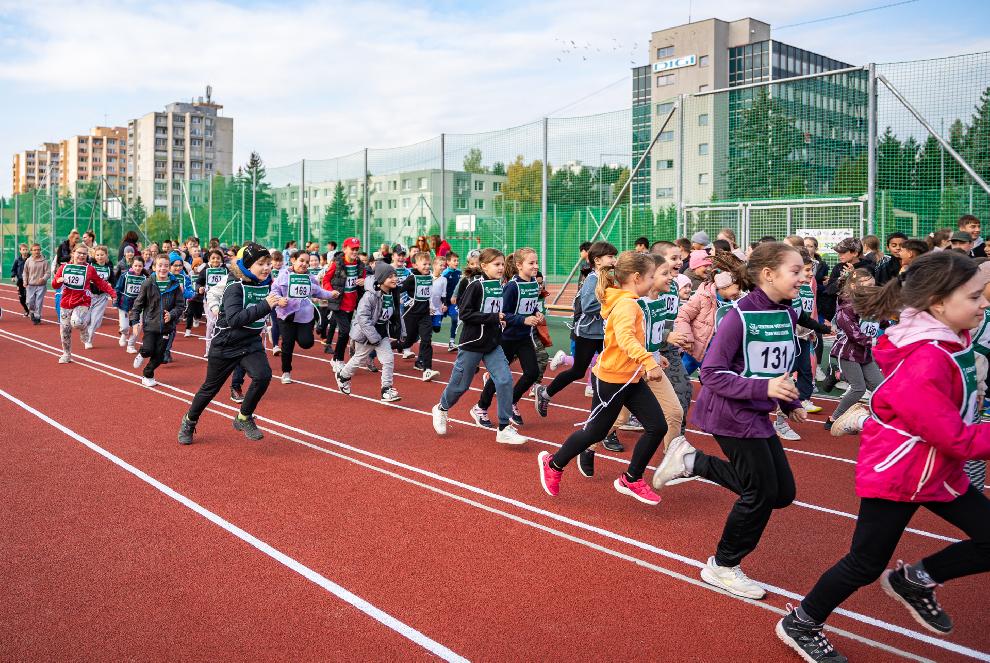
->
xmin=163 ymin=352 xmax=173 ymax=364
xmin=801 ymin=399 xmax=823 ymax=414
xmin=510 ymin=404 xmax=524 ymax=427
xmin=422 ymin=369 xmax=440 ymax=382
xmin=177 ymin=414 xmax=196 ymax=445
xmin=414 ymin=360 xmax=424 ymax=371
xmin=700 ymin=556 xmax=766 ymax=599
xmin=830 ymin=403 xmax=868 ymax=437
xmin=613 ymin=475 xmax=661 ymax=505
xmin=402 ymin=349 xmax=415 ymax=359
xmin=126 ymin=344 xmax=137 ymax=354
xmin=184 ymin=329 xmax=192 ymax=338
xmin=83 ymin=342 xmax=94 ymax=350
xmin=431 ymin=404 xmax=448 ymax=434
xmin=534 ymin=384 xmax=550 ymax=417
xmin=584 ymin=383 xmax=594 ymax=398
xmin=335 ymin=371 xmax=352 ymax=395
xmin=272 ymin=345 xmax=281 ymax=356
xmin=470 ymin=405 xmax=494 ymax=428
xmin=537 ymin=451 xmax=562 ymax=496
xmin=58 ymin=353 xmax=71 ymax=364
xmin=496 ymin=425 xmax=527 ymax=445
xmin=330 ymin=359 xmax=343 ymax=374
xmin=602 ymin=431 xmax=624 ymax=452
xmin=141 ymin=376 xmax=156 ymax=387
xmin=619 ymin=415 xmax=644 ymax=431
xmin=881 ymin=562 xmax=953 ymax=634
xmin=775 ymin=607 xmax=848 ymax=662
xmin=774 ymin=416 xmax=802 ymax=441
xmin=652 ymin=436 xmax=696 ymax=489
xmin=577 ymin=449 xmax=595 ymax=477
xmin=447 ymin=340 xmax=457 ymax=352
xmin=548 ymin=350 xmax=566 ymax=371
xmin=281 ymin=372 xmax=291 ymax=384
xmin=118 ymin=333 xmax=127 ymax=347
xmin=381 ymin=386 xmax=401 ymax=403
xmin=230 ymin=387 xmax=244 ymax=403
xmin=132 ymin=354 xmax=144 ymax=370
xmin=366 ymin=360 xmax=378 ymax=373
xmin=233 ymin=415 xmax=264 ymax=441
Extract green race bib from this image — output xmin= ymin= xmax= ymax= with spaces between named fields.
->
xmin=288 ymin=272 xmax=311 ymax=299
xmin=515 ymin=280 xmax=540 ymax=315
xmin=951 ymin=345 xmax=980 ymax=424
xmin=380 ymin=296 xmax=394 ymax=323
xmin=792 ymin=284 xmax=814 ymax=315
xmin=413 ymin=274 xmax=432 ymax=302
xmin=396 ymin=268 xmax=411 ymax=306
xmin=972 ymin=309 xmax=990 ymax=358
xmin=308 ymin=267 xmax=322 ymax=279
xmin=62 ymin=264 xmax=87 ymax=291
xmin=714 ymin=301 xmax=735 ymax=329
xmin=241 ymin=284 xmax=271 ymax=330
xmin=206 ymin=267 xmax=226 ymax=287
xmin=344 ymin=263 xmax=360 ymax=293
xmin=859 ymin=319 xmax=881 ymax=338
xmin=637 ymin=298 xmax=671 ymax=353
xmin=124 ymin=274 xmax=146 ymax=297
xmin=740 ymin=309 xmax=796 ymax=378
xmin=93 ymin=264 xmax=111 ymax=282
xmin=156 ymin=279 xmax=171 ymax=292
xmin=481 ymin=279 xmax=503 ymax=314
xmin=271 ymin=268 xmax=281 ymax=280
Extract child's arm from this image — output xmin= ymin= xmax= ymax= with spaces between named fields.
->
xmin=698 ymin=308 xmax=773 ymax=402
xmin=674 ymin=290 xmax=703 ymax=346
xmin=610 ymin=299 xmax=658 ymax=371
xmin=129 ymin=279 xmax=149 ymax=326
xmin=835 ymin=305 xmax=873 ymax=346
xmin=501 ymin=280 xmax=526 ymax=328
xmin=355 ymin=291 xmax=381 ymax=345
xmin=51 ymin=263 xmax=64 ymax=289
xmin=169 ymin=285 xmax=187 ymax=322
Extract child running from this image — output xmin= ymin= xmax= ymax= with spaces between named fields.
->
xmin=84 ymin=245 xmax=114 ymax=347
xmin=674 ymin=251 xmax=745 ymax=376
xmin=51 ymin=243 xmax=116 ymax=363
xmin=473 ymin=247 xmax=544 ymax=428
xmin=441 ymin=251 xmax=461 ymax=351
xmin=653 ymin=242 xmax=806 ymax=599
xmin=321 ymin=237 xmax=367 ymax=372
xmin=431 ymin=248 xmax=527 ymax=445
xmin=398 ymin=250 xmax=440 ymax=381
xmin=272 ymin=249 xmax=334 ymax=384
xmin=10 ymin=243 xmax=30 ymax=316
xmin=335 ymin=261 xmax=404 ymax=402
xmin=130 ymin=255 xmax=187 ymax=387
xmin=537 ymin=250 xmax=668 ymax=504
xmin=22 ymin=243 xmax=50 ymax=325
xmin=776 ymin=250 xmax=990 ymax=663
xmin=115 ymin=255 xmax=147 ymax=352
xmin=162 ymin=255 xmax=196 ymax=363
xmin=197 ymin=249 xmax=228 ymax=356
xmin=178 ymin=243 xmax=287 ymax=445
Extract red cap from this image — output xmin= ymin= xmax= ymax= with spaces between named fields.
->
xmin=343 ymin=237 xmax=361 ymax=249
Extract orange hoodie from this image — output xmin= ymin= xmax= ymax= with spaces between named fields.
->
xmin=593 ymin=288 xmax=659 ymax=383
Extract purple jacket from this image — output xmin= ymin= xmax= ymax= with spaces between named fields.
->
xmin=272 ymin=268 xmax=334 ymax=324
xmin=830 ymin=297 xmax=875 ymax=363
xmin=691 ymin=287 xmax=802 ymax=438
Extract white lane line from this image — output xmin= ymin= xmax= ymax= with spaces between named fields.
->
xmin=0 ymin=385 xmax=468 ymax=663
xmin=0 ymin=325 xmax=961 ymax=544
xmin=1 ymin=330 xmax=982 ymax=662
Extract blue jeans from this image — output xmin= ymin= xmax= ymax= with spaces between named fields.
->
xmin=682 ymin=353 xmax=702 ymax=376
xmin=54 ymin=287 xmax=62 ymax=319
xmin=795 ymin=338 xmax=814 ymax=401
xmin=440 ymin=346 xmax=513 ymax=426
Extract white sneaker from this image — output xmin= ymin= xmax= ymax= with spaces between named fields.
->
xmin=58 ymin=353 xmax=71 ymax=364
xmin=184 ymin=329 xmax=192 ymax=338
xmin=432 ymin=404 xmax=448 ymax=435
xmin=836 ymin=380 xmax=850 ymax=391
xmin=126 ymin=345 xmax=137 ymax=354
xmin=831 ymin=403 xmax=869 ymax=437
xmin=774 ymin=416 xmax=801 ymax=441
xmin=381 ymin=387 xmax=401 ymax=402
xmin=330 ymin=359 xmax=343 ymax=373
xmin=700 ymin=556 xmax=766 ymax=599
xmin=584 ymin=384 xmax=594 ymax=398
xmin=402 ymin=349 xmax=415 ymax=359
xmin=652 ymin=436 xmax=696 ymax=489
xmin=801 ymin=399 xmax=822 ymax=414
xmin=281 ymin=372 xmax=291 ymax=384
xmin=549 ymin=350 xmax=566 ymax=371
xmin=815 ymin=366 xmax=826 ymax=382
xmin=860 ymin=390 xmax=872 ymax=403
xmin=118 ymin=333 xmax=127 ymax=347
xmin=619 ymin=415 xmax=644 ymax=431
xmin=272 ymin=345 xmax=281 ymax=356
xmin=132 ymin=354 xmax=144 ymax=370
xmin=141 ymin=376 xmax=156 ymax=388
xmin=83 ymin=342 xmax=94 ymax=350
xmin=193 ymin=319 xmax=201 ymax=328
xmin=496 ymin=425 xmax=527 ymax=445
xmin=422 ymin=369 xmax=440 ymax=382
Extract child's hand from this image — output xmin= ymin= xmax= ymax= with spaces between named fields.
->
xmin=667 ymin=331 xmax=691 ymax=350
xmin=767 ymin=375 xmax=799 ymax=401
xmin=277 ymin=297 xmax=288 ymax=308
xmin=646 ymin=365 xmax=665 ymax=381
xmin=524 ymin=315 xmax=540 ymax=326
xmin=330 ymin=290 xmax=340 ymax=299
xmin=356 ymin=278 xmax=365 ymax=287
xmin=163 ymin=311 xmax=171 ymax=323
xmin=658 ymin=355 xmax=670 ymax=370
xmin=265 ymin=292 xmax=280 ymax=308
xmin=789 ymin=408 xmax=808 ymax=424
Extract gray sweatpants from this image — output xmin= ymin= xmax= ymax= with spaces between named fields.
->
xmin=834 ymin=357 xmax=884 ymax=420
xmin=86 ymin=292 xmax=110 ymax=342
xmin=60 ymin=306 xmax=91 ymax=354
xmin=340 ymin=337 xmax=394 ymax=388
xmin=26 ymin=285 xmax=45 ymax=319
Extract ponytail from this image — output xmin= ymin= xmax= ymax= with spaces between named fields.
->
xmin=596 ymin=250 xmax=655 ymax=304
xmin=853 ymin=250 xmax=977 ymax=320
xmin=595 ymin=264 xmax=618 ymax=304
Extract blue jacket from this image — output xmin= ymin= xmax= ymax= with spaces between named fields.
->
xmin=441 ymin=267 xmax=461 ymax=304
xmin=114 ymin=270 xmax=149 ymax=312
xmin=500 ymin=277 xmax=536 ymax=342
xmin=574 ymin=272 xmax=604 ymax=339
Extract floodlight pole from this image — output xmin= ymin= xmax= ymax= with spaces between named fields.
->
xmin=867 ymin=63 xmax=877 ymax=236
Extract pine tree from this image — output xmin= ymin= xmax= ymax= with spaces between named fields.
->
xmin=964 ymin=86 xmax=990 ymax=183
xmin=243 ymin=151 xmax=275 ymax=241
xmin=323 ymin=182 xmax=354 ymax=242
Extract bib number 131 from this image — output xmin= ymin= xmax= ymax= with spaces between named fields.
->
xmin=748 ymin=341 xmax=791 ymax=374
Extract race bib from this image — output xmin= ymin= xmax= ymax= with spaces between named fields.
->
xmin=951 ymin=345 xmax=980 ymax=424
xmin=481 ymin=279 xmax=503 ymax=314
xmin=714 ymin=302 xmax=735 ymax=329
xmin=241 ymin=284 xmax=270 ymax=330
xmin=414 ymin=275 xmax=432 ymax=301
xmin=308 ymin=267 xmax=323 ymax=279
xmin=344 ymin=263 xmax=359 ymax=293
xmin=638 ymin=299 xmax=669 ymax=353
xmin=62 ymin=264 xmax=87 ymax=291
xmin=93 ymin=264 xmax=111 ymax=282
xmin=972 ymin=309 xmax=990 ymax=357
xmin=271 ymin=268 xmax=281 ymax=280
xmin=380 ymin=297 xmax=394 ymax=323
xmin=740 ymin=309 xmax=796 ymax=378
xmin=396 ymin=268 xmax=411 ymax=307
xmin=124 ymin=274 xmax=146 ymax=297
xmin=287 ymin=273 xmax=311 ymax=299
xmin=792 ymin=284 xmax=814 ymax=314
xmin=859 ymin=319 xmax=881 ymax=338
xmin=515 ymin=280 xmax=540 ymax=315
xmin=206 ymin=268 xmax=226 ymax=287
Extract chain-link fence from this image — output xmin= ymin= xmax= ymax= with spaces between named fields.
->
xmin=3 ymin=51 xmax=988 ymax=281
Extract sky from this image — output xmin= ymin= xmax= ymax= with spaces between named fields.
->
xmin=1 ymin=0 xmax=989 ymax=195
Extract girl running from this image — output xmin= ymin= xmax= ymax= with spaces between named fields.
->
xmin=83 ymin=245 xmax=114 ymax=348
xmin=534 ymin=241 xmax=617 ymax=415
xmin=824 ymin=268 xmax=883 ymax=434
xmin=130 ymin=255 xmax=187 ymax=387
xmin=653 ymin=242 xmax=806 ymax=599
xmin=537 ymin=250 xmax=668 ymax=504
xmin=115 ymin=255 xmax=147 ymax=352
xmin=272 ymin=250 xmax=334 ymax=384
xmin=431 ymin=248 xmax=527 ymax=445
xmin=776 ymin=250 xmax=990 ymax=662
xmin=473 ymin=247 xmax=544 ymax=428
xmin=162 ymin=256 xmax=196 ymax=363
xmin=52 ymin=243 xmax=116 ymax=364
xmin=674 ymin=251 xmax=745 ymax=377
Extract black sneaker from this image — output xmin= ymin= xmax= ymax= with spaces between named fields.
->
xmin=534 ymin=385 xmax=550 ymax=418
xmin=177 ymin=415 xmax=197 ymax=445
xmin=233 ymin=415 xmax=264 ymax=441
xmin=881 ymin=563 xmax=953 ymax=634
xmin=230 ymin=387 xmax=244 ymax=403
xmin=823 ymin=419 xmax=834 ymax=431
xmin=578 ymin=449 xmax=595 ymax=477
xmin=335 ymin=371 xmax=352 ymax=395
xmin=775 ymin=608 xmax=847 ymax=662
xmin=510 ymin=405 xmax=524 ymax=427
xmin=33 ymin=317 xmax=41 ymax=325
xmin=414 ymin=360 xmax=424 ymax=371
xmin=602 ymin=431 xmax=624 ymax=452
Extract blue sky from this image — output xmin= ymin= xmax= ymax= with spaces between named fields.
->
xmin=1 ymin=0 xmax=989 ymax=196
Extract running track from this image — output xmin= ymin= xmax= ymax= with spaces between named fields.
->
xmin=0 ymin=283 xmax=987 ymax=662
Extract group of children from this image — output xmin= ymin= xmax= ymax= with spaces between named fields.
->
xmin=11 ymin=221 xmax=990 ymax=663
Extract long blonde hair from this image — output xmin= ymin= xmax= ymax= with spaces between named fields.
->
xmin=505 ymin=247 xmax=537 ymax=280
xmin=595 ymin=250 xmax=655 ymax=303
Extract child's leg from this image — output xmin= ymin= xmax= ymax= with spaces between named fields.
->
xmin=278 ymin=318 xmax=297 ymax=373
xmin=484 ymin=346 xmax=515 ymax=428
xmin=27 ymin=285 xmax=44 ymax=319
xmin=511 ymin=339 xmax=540 ymax=403
xmin=332 ymin=310 xmax=353 ymax=361
xmin=86 ymin=293 xmax=109 ymax=342
xmin=534 ymin=338 xmax=549 ymax=382
xmin=144 ymin=332 xmax=167 ymax=377
xmin=649 ymin=373 xmax=684 ymax=451
xmin=624 ymin=381 xmax=668 ymax=480
xmin=795 ymin=338 xmax=814 ymax=401
xmin=54 ymin=287 xmax=62 ymax=320
xmin=205 ymin=308 xmax=217 ymax=352
xmin=187 ymin=356 xmax=242 ymax=420
xmin=832 ymin=359 xmax=868 ymax=420
xmin=549 ymin=379 xmax=631 ymax=469
xmin=477 ymin=341 xmax=516 ymax=410
xmin=448 ymin=305 xmax=459 ymax=339
xmin=339 ymin=340 xmax=373 ymax=379
xmin=18 ymin=282 xmax=28 ymax=313
xmin=376 ymin=338 xmax=395 ymax=388
xmin=923 ymin=486 xmax=990 ymax=581
xmin=231 ymin=364 xmax=246 ymax=394
xmin=58 ymin=308 xmax=73 ymax=354
xmin=545 ymin=336 xmax=601 ymax=397
xmin=662 ymin=348 xmax=692 ymax=433
xmin=237 ymin=351 xmax=273 ymax=416
xmin=270 ymin=310 xmax=281 ymax=347
xmin=439 ymin=350 xmax=482 ymax=410
xmin=862 ymin=359 xmax=883 ymax=393
xmin=417 ymin=314 xmax=434 ymax=369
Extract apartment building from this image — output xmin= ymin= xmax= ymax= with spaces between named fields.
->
xmin=127 ymin=89 xmax=234 ymax=218
xmin=12 ymin=143 xmax=61 ymax=194
xmin=60 ymin=127 xmax=128 ymax=198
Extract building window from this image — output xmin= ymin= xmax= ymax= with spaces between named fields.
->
xmin=456 ymin=198 xmax=467 ymax=210
xmin=655 ymin=187 xmax=673 ymax=198
xmin=659 ymin=131 xmax=674 ymax=142
xmin=698 ymin=173 xmax=710 ymax=185
xmin=474 ymin=199 xmax=485 ymax=210
xmin=402 ymin=198 xmax=410 ymax=209
xmin=473 ymin=180 xmax=484 ymax=192
xmin=419 ymin=177 xmax=428 ymax=190
xmin=698 ymin=143 xmax=709 ymax=156
xmin=402 ymin=179 xmax=411 ymax=191
xmin=349 ymin=185 xmax=357 ymax=195
xmin=493 ymin=181 xmax=502 ymax=193
xmin=656 ymin=159 xmax=674 ymax=170
xmin=699 ymin=55 xmax=709 ymax=67
xmin=375 ymin=182 xmax=383 ymax=192
xmin=656 ymin=74 xmax=675 ymax=87
xmin=374 ymin=200 xmax=382 ymax=210
xmin=656 ymin=101 xmax=674 ymax=116
xmin=389 ymin=180 xmax=397 ymax=191
xmin=698 ymin=113 xmax=709 ymax=126
xmin=656 ymin=46 xmax=674 ymax=59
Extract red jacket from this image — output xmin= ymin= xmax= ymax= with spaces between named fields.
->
xmin=52 ymin=263 xmax=116 ymax=310
xmin=857 ymin=309 xmax=990 ymax=502
xmin=321 ymin=256 xmax=365 ymax=313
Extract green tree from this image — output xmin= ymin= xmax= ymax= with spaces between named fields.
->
xmin=964 ymin=86 xmax=990 ymax=182
xmin=501 ymin=155 xmax=543 ymax=205
xmin=612 ymin=168 xmax=631 ymax=205
xmin=243 ymin=151 xmax=276 ymax=241
xmin=491 ymin=161 xmax=506 ymax=176
xmin=145 ymin=211 xmax=174 ymax=243
xmin=548 ymin=165 xmax=593 ymax=207
xmin=130 ymin=196 xmax=148 ymax=227
xmin=323 ymin=182 xmax=354 ymax=241
xmin=832 ymin=153 xmax=867 ymax=195
xmin=463 ymin=148 xmax=486 ymax=174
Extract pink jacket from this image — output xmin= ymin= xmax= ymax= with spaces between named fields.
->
xmin=674 ymin=283 xmax=721 ymax=361
xmin=857 ymin=308 xmax=990 ymax=502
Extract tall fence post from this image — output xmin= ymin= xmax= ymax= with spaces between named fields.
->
xmin=208 ymin=175 xmax=213 ymax=241
xmin=867 ymin=63 xmax=877 ymax=236
xmin=540 ymin=118 xmax=548 ymax=273
xmin=299 ymin=159 xmax=306 ymax=248
xmin=677 ymin=93 xmax=686 ymax=235
xmin=363 ymin=148 xmax=370 ymax=248
xmin=251 ymin=168 xmax=257 ymax=241
xmin=439 ymin=134 xmax=445 ymax=244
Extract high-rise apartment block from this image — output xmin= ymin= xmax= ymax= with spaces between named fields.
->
xmin=60 ymin=127 xmax=128 ymax=197
xmin=12 ymin=143 xmax=62 ymax=194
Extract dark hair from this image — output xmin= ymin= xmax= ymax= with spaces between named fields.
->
xmin=596 ymin=251 xmax=655 ymax=304
xmin=927 ymin=228 xmax=952 ymax=250
xmin=285 ymin=240 xmax=296 ymax=249
xmin=579 ymin=241 xmax=592 ymax=252
xmin=959 ymin=214 xmax=980 ymax=228
xmin=707 ymin=250 xmax=745 ymax=286
xmin=862 ymin=235 xmax=880 ymax=253
xmin=587 ymin=241 xmax=618 ymax=268
xmin=206 ymin=248 xmax=224 ymax=261
xmin=841 ymin=267 xmax=875 ymax=300
xmin=675 ymin=238 xmax=691 ymax=253
xmin=796 ymin=247 xmax=812 ymax=264
xmin=121 ymin=231 xmax=139 ymax=245
xmin=853 ymin=251 xmax=978 ymax=320
xmin=900 ymin=239 xmax=929 ymax=258
xmin=289 ymin=249 xmax=309 ymax=261
xmin=328 ymin=241 xmax=337 ymax=249
xmin=803 ymin=236 xmax=819 ymax=250
xmin=712 ymin=238 xmax=732 ymax=253
xmin=758 ymin=235 xmax=778 ymax=244
xmin=634 ymin=236 xmax=650 ymax=247
xmin=446 ymin=251 xmax=459 ymax=260
xmin=885 ymin=232 xmax=908 ymax=247
xmin=744 ymin=242 xmax=800 ymax=291
xmin=651 ymin=240 xmax=674 ymax=255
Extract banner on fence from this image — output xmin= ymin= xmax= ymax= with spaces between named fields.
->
xmin=796 ymin=228 xmax=855 ymax=254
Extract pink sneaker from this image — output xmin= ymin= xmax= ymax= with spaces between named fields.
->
xmin=613 ymin=475 xmax=661 ymax=505
xmin=538 ymin=451 xmax=562 ymax=497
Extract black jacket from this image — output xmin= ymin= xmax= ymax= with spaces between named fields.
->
xmin=211 ymin=272 xmax=273 ymax=358
xmin=129 ymin=273 xmax=187 ymax=334
xmin=454 ymin=276 xmax=503 ymax=353
xmin=400 ymin=270 xmax=431 ymax=317
xmin=873 ymin=254 xmax=901 ymax=286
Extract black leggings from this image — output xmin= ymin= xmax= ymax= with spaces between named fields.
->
xmin=545 ymin=336 xmax=603 ymax=398
xmin=551 ymin=378 xmax=667 ymax=481
xmin=140 ymin=330 xmax=168 ymax=378
xmin=324 ymin=309 xmax=353 ymax=361
xmin=477 ymin=336 xmax=539 ymax=409
xmin=802 ymin=486 xmax=990 ymax=623
xmin=694 ymin=434 xmax=796 ymax=567
xmin=277 ymin=314 xmax=315 ymax=373
xmin=187 ymin=350 xmax=272 ymax=420
xmin=185 ymin=299 xmax=203 ymax=330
